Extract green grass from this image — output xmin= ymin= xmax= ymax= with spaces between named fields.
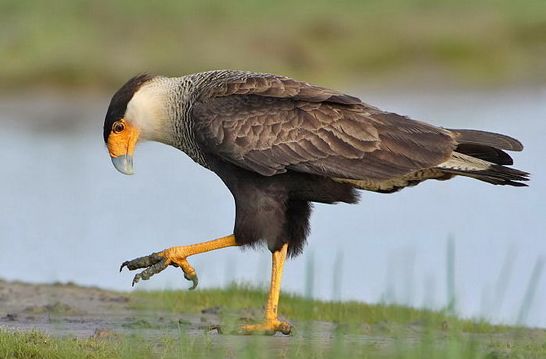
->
xmin=1 ymin=0 xmax=545 ymax=90
xmin=131 ymin=284 xmax=508 ymax=333
xmin=0 ymin=329 xmax=495 ymax=359
xmin=2 ymin=330 xmax=545 ymax=359
xmin=0 ymin=331 xmax=154 ymax=359
xmin=2 ymin=285 xmax=546 ymax=358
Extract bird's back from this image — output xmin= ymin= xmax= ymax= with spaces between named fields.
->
xmin=181 ymin=71 xmax=527 ymax=192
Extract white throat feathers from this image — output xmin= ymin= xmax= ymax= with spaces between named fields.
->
xmin=124 ymin=78 xmax=176 ymax=146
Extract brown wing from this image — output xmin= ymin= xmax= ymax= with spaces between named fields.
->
xmin=192 ymin=74 xmax=457 ymax=181
xmin=196 ymin=71 xmax=364 ymax=106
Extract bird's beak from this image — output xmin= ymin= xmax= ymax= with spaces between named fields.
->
xmin=111 ymin=154 xmax=134 ymax=175
xmin=107 ymin=119 xmax=140 ymax=176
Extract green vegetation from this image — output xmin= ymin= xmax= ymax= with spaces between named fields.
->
xmin=2 ymin=285 xmax=545 ymax=358
xmin=1 ymin=0 xmax=545 ymax=90
xmin=132 ymin=284 xmax=506 ymax=333
xmin=3 ymin=328 xmax=542 ymax=359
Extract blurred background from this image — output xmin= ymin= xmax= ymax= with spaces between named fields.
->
xmin=1 ymin=0 xmax=545 ymax=327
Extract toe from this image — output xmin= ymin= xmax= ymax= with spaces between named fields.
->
xmin=240 ymin=320 xmax=291 ymax=335
xmin=177 ymin=258 xmax=199 ymax=290
xmin=120 ymin=253 xmax=164 ymax=272
xmin=120 ymin=249 xmax=200 ymax=290
xmin=131 ymin=258 xmax=169 ymax=286
xmin=277 ymin=321 xmax=292 ymax=335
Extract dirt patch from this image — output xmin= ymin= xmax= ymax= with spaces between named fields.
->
xmin=0 ymin=279 xmax=406 ymax=349
xmin=1 ymin=279 xmax=545 ymax=358
xmin=0 ymin=280 xmax=206 ymax=338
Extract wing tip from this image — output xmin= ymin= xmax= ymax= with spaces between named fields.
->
xmin=449 ymin=128 xmax=524 ymax=152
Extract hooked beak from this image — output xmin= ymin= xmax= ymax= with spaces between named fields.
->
xmin=106 ymin=118 xmax=140 ymax=176
xmin=111 ymin=154 xmax=134 ymax=175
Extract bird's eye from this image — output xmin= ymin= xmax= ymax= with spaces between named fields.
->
xmin=113 ymin=121 xmax=125 ymax=133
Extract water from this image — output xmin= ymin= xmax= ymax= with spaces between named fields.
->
xmin=1 ymin=87 xmax=545 ymax=327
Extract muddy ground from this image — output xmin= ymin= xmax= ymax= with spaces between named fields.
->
xmin=1 ymin=279 xmax=545 ymax=356
xmin=0 ymin=280 xmax=395 ymax=352
xmin=0 ymin=279 xmax=454 ymax=355
xmin=0 ymin=280 xmax=237 ymax=339
xmin=0 ymin=280 xmax=206 ymax=338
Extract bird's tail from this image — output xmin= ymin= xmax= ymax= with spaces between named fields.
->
xmin=438 ymin=129 xmax=529 ymax=186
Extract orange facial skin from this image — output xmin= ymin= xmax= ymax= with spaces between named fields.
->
xmin=107 ymin=119 xmax=140 ymax=158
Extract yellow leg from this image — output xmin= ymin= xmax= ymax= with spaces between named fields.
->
xmin=120 ymin=235 xmax=238 ymax=289
xmin=241 ymin=243 xmax=291 ymax=335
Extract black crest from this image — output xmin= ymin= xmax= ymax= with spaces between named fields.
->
xmin=103 ymin=74 xmax=154 ymax=142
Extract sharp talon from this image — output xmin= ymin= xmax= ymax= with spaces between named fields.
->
xmin=184 ymin=271 xmax=198 ymax=290
xmin=188 ymin=275 xmax=198 ymax=290
xmin=132 ymin=273 xmax=143 ymax=287
xmin=179 ymin=260 xmax=198 ymax=290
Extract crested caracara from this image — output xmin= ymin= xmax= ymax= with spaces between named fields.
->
xmin=104 ymin=70 xmax=528 ymax=335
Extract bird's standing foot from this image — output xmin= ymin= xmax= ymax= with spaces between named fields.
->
xmin=240 ymin=319 xmax=292 ymax=335
xmin=238 ymin=243 xmax=291 ymax=335
xmin=120 ymin=247 xmax=199 ymax=289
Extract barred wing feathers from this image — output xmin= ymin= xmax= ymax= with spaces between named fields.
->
xmin=192 ymin=73 xmax=456 ymax=183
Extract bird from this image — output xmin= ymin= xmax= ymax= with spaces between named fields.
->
xmin=104 ymin=70 xmax=528 ymax=335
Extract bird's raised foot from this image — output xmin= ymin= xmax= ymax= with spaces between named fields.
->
xmin=119 ymin=248 xmax=198 ymax=289
xmin=240 ymin=320 xmax=292 ymax=336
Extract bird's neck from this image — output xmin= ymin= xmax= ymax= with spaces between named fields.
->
xmin=125 ymin=77 xmax=175 ymax=148
xmin=156 ymin=76 xmax=209 ymax=167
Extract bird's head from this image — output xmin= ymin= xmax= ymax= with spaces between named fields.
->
xmin=103 ymin=74 xmax=174 ymax=175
